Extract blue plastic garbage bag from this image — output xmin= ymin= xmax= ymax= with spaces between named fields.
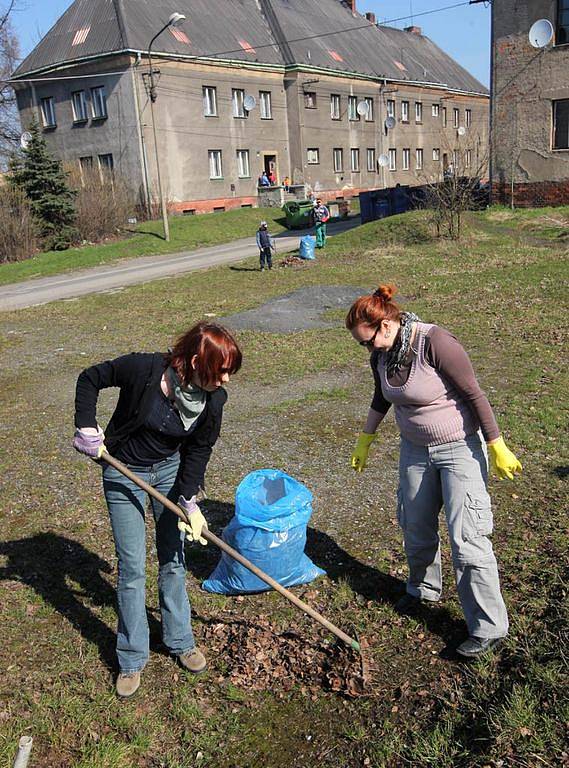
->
xmin=202 ymin=469 xmax=325 ymax=594
xmin=299 ymin=235 xmax=316 ymax=260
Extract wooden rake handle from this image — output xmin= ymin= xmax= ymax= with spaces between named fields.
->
xmin=101 ymin=452 xmax=360 ymax=652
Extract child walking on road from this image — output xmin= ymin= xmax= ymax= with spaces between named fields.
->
xmin=256 ymin=221 xmax=275 ymax=271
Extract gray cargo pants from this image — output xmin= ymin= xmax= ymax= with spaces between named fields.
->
xmin=397 ymin=432 xmax=508 ymax=639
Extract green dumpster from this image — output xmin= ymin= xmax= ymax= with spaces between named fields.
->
xmin=282 ymin=199 xmax=315 ymax=229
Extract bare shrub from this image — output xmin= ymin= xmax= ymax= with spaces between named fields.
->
xmin=67 ymin=164 xmax=137 ymax=242
xmin=0 ymin=183 xmax=38 ymax=262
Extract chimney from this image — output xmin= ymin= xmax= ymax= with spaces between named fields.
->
xmin=404 ymin=25 xmax=422 ymax=35
xmin=365 ymin=11 xmax=376 ymax=24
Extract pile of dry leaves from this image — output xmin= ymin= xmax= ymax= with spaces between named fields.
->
xmin=278 ymin=255 xmax=308 ymax=268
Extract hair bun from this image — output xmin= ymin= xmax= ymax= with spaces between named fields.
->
xmin=373 ymin=284 xmax=395 ymax=302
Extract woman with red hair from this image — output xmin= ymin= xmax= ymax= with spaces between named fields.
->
xmin=346 ymin=285 xmax=521 ymax=658
xmin=73 ymin=322 xmax=242 ymax=697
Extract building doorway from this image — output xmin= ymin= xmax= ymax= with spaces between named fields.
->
xmin=263 ymin=153 xmax=278 ymax=184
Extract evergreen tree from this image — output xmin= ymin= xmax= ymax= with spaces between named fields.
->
xmin=11 ymin=120 xmax=77 ymax=250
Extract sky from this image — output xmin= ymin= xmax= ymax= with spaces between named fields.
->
xmin=10 ymin=0 xmax=491 ymax=87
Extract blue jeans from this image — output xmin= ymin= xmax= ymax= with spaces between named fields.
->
xmin=102 ymin=453 xmax=195 ymax=673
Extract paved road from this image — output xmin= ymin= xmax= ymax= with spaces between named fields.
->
xmin=0 ymin=217 xmax=361 ymax=312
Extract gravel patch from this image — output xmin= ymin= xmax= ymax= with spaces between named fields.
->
xmin=223 ymin=285 xmax=367 ymax=333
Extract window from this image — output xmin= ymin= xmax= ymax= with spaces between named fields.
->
xmin=236 ymin=149 xmax=250 ymax=178
xmin=350 ymin=148 xmax=360 ymax=172
xmin=386 ymin=99 xmax=395 ymax=118
xmin=401 ymin=100 xmax=409 ymax=122
xmin=71 ymin=90 xmax=88 ymax=122
xmin=388 ymin=148 xmax=396 ymax=171
xmin=415 ymin=101 xmax=423 ymax=122
xmin=465 ymin=149 xmax=472 ymax=168
xmin=90 ymin=86 xmax=107 ymax=119
xmin=79 ymin=156 xmax=93 ymax=171
xmin=432 ymin=103 xmax=440 ymax=117
xmin=232 ymin=89 xmax=247 ymax=118
xmin=331 ymin=94 xmax=341 ymax=120
xmin=98 ymin=153 xmax=113 ymax=174
xmin=442 ymin=106 xmax=447 ymax=127
xmin=307 ymin=147 xmax=320 ymax=164
xmin=465 ymin=108 xmax=472 ymax=127
xmin=416 ymin=148 xmax=423 ymax=170
xmin=433 ymin=147 xmax=441 ymax=161
xmin=260 ymin=91 xmax=272 ymax=119
xmin=366 ymin=147 xmax=375 ymax=171
xmin=333 ymin=147 xmax=343 ymax=172
xmin=453 ymin=149 xmax=460 ymax=167
xmin=553 ymin=99 xmax=569 ymax=149
xmin=203 ymin=86 xmax=217 ymax=116
xmin=402 ymin=148 xmax=410 ymax=171
xmin=304 ymin=91 xmax=317 ymax=108
xmin=40 ymin=96 xmax=56 ymax=128
xmin=208 ymin=149 xmax=223 ymax=179
xmin=364 ymin=97 xmax=374 ymax=121
xmin=453 ymin=107 xmax=460 ymax=128
xmin=348 ymin=96 xmax=358 ymax=121
xmin=557 ymin=0 xmax=569 ymax=44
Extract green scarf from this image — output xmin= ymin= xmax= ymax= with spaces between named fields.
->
xmin=167 ymin=366 xmax=207 ymax=431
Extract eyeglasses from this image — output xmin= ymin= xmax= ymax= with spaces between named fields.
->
xmin=359 ymin=326 xmax=380 ymax=348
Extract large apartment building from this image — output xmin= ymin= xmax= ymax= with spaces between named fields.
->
xmin=12 ymin=0 xmax=489 ymax=213
xmin=491 ymin=0 xmax=569 ymax=206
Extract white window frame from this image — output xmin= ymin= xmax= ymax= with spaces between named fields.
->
xmin=432 ymin=103 xmax=440 ymax=117
xmin=307 ymin=147 xmax=320 ymax=165
xmin=232 ymin=89 xmax=247 ymax=118
xmin=453 ymin=107 xmax=460 ymax=128
xmin=433 ymin=147 xmax=441 ymax=161
xmin=386 ymin=99 xmax=395 ymax=118
xmin=348 ymin=95 xmax=358 ymax=121
xmin=203 ymin=86 xmax=217 ymax=117
xmin=90 ymin=86 xmax=107 ymax=119
xmin=388 ymin=148 xmax=396 ymax=171
xmin=366 ymin=147 xmax=375 ymax=171
xmin=71 ymin=90 xmax=88 ymax=122
xmin=304 ymin=91 xmax=317 ymax=109
xmin=350 ymin=148 xmax=360 ymax=172
xmin=442 ymin=106 xmax=447 ymax=127
xmin=401 ymin=100 xmax=409 ymax=122
xmin=40 ymin=96 xmax=56 ymax=127
xmin=330 ymin=94 xmax=341 ymax=120
xmin=236 ymin=149 xmax=250 ymax=178
xmin=416 ymin=148 xmax=424 ymax=170
xmin=402 ymin=148 xmax=410 ymax=171
xmin=453 ymin=149 xmax=460 ymax=167
xmin=465 ymin=108 xmax=472 ymax=127
xmin=465 ymin=149 xmax=472 ymax=168
xmin=415 ymin=101 xmax=423 ymax=122
xmin=208 ymin=149 xmax=223 ymax=179
xmin=333 ymin=147 xmax=343 ymax=172
xmin=364 ymin=97 xmax=374 ymax=121
xmin=260 ymin=91 xmax=272 ymax=119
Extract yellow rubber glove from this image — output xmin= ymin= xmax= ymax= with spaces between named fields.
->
xmin=351 ymin=432 xmax=376 ymax=473
xmin=178 ymin=496 xmax=208 ymax=545
xmin=488 ymin=436 xmax=522 ymax=480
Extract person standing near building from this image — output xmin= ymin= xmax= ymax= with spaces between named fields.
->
xmin=346 ymin=284 xmax=522 ymax=658
xmin=313 ymin=197 xmax=330 ymax=249
xmin=259 ymin=171 xmax=270 ymax=187
xmin=73 ymin=322 xmax=242 ymax=697
xmin=256 ymin=220 xmax=275 ymax=271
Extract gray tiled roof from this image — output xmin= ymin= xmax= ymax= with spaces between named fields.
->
xmin=13 ymin=0 xmax=488 ymax=94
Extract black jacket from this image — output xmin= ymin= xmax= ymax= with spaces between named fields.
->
xmin=74 ymin=352 xmax=227 ymax=498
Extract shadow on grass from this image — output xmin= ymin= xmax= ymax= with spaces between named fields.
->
xmin=0 ymin=532 xmax=163 ymax=673
xmin=228 ymin=266 xmax=262 ymax=273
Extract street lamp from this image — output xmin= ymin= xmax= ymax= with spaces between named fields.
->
xmin=147 ymin=12 xmax=187 ymax=241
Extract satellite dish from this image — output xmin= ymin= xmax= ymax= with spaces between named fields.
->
xmin=529 ymin=18 xmax=554 ymax=48
xmin=356 ymin=99 xmax=369 ymax=116
xmin=384 ymin=116 xmax=396 ymax=130
xmin=243 ymin=94 xmax=257 ymax=111
xmin=457 ymin=126 xmax=466 ymax=136
xmin=378 ymin=154 xmax=389 ymax=168
xmin=20 ymin=131 xmax=32 ymax=149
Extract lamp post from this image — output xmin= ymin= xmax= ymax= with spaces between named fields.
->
xmin=147 ymin=12 xmax=186 ymax=241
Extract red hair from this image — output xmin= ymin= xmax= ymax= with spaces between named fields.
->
xmin=345 ymin=284 xmax=401 ymax=330
xmin=167 ymin=322 xmax=242 ymax=388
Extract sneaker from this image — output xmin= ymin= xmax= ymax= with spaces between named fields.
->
xmin=116 ymin=671 xmax=141 ymax=698
xmin=178 ymin=647 xmax=207 ymax=674
xmin=394 ymin=593 xmax=437 ymax=616
xmin=456 ymin=636 xmax=505 ymax=658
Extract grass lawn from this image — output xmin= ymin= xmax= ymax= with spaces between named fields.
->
xmin=0 ymin=207 xmax=567 ymax=767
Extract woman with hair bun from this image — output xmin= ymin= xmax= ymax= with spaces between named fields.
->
xmin=73 ymin=322 xmax=242 ymax=696
xmin=345 ymin=285 xmax=521 ymax=658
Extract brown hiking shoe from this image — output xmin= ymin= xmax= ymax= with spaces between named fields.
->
xmin=178 ymin=647 xmax=207 ymax=674
xmin=116 ymin=671 xmax=141 ymax=698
